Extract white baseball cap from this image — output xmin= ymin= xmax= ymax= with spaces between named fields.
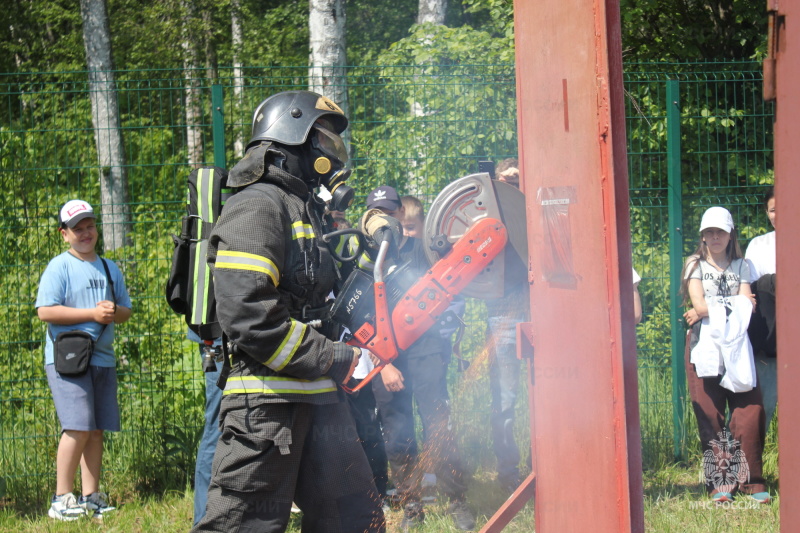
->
xmin=699 ymin=206 xmax=734 ymax=234
xmin=59 ymin=200 xmax=96 ymax=228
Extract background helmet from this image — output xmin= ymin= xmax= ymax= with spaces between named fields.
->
xmin=248 ymin=90 xmax=348 ymax=149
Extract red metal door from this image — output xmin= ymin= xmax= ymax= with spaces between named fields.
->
xmin=503 ymin=0 xmax=645 ymax=531
xmin=771 ymin=0 xmax=799 ymax=529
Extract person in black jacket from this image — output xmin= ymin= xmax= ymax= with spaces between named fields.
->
xmin=364 ymin=186 xmax=476 ymax=532
xmin=191 ymin=91 xmax=384 ymax=533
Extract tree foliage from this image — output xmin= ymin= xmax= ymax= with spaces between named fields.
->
xmin=0 ymin=0 xmax=85 ymax=73
xmin=619 ymin=0 xmax=767 ymax=61
xmin=0 ymin=0 xmax=777 ymax=500
xmin=0 ymin=0 xmax=768 ymax=71
xmin=350 ymin=21 xmax=516 ymax=200
xmin=461 ymin=0 xmax=515 ymax=42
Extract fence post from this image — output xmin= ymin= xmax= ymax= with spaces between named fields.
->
xmin=666 ymin=79 xmax=686 ymax=461
xmin=211 ymin=84 xmax=227 ymax=169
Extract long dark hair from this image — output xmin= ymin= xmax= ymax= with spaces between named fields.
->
xmin=764 ymin=186 xmax=775 ymax=209
xmin=679 ymin=226 xmax=743 ymax=306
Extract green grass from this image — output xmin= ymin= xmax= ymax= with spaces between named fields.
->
xmin=0 ymin=458 xmax=779 ymax=532
xmin=642 ymin=463 xmax=779 ymax=532
xmin=0 ymin=425 xmax=782 ymax=532
xmin=0 ymin=358 xmax=781 ymax=531
xmin=0 ymin=304 xmax=781 ymax=531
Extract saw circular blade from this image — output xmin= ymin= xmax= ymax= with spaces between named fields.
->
xmin=423 ymin=173 xmax=528 ymax=299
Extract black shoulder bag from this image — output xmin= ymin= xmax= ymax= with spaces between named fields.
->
xmin=51 ymin=258 xmax=116 ymax=377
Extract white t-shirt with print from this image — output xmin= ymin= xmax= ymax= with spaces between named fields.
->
xmin=685 ymin=256 xmax=751 ymax=300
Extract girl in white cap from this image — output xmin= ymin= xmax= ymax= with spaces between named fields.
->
xmin=680 ymin=206 xmax=769 ymax=504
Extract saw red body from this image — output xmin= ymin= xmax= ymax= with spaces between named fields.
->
xmin=345 ymin=217 xmax=508 ymax=392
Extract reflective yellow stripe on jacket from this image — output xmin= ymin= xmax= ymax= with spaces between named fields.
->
xmin=291 ymin=221 xmax=315 ymax=240
xmin=265 ymin=319 xmax=307 ymax=371
xmin=215 ymin=250 xmax=279 ymax=286
xmin=223 ymin=375 xmax=337 ymax=395
xmin=357 ymin=251 xmax=375 ymax=271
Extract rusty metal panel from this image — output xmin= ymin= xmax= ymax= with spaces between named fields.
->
xmin=511 ymin=0 xmax=644 ymax=531
xmin=773 ymin=0 xmax=799 ymax=530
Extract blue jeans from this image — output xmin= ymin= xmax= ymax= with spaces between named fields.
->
xmin=755 ymin=353 xmax=777 ymax=434
xmin=487 ymin=312 xmax=525 ymax=487
xmin=193 ymin=346 xmax=223 ymax=525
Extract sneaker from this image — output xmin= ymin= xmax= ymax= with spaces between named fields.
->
xmin=291 ymin=501 xmax=301 ymax=513
xmin=750 ymin=492 xmax=771 ymax=504
xmin=386 ymin=488 xmax=401 ymax=506
xmin=448 ymin=499 xmax=476 ymax=531
xmin=399 ymin=501 xmax=424 ymax=531
xmin=48 ymin=492 xmax=86 ymax=521
xmin=381 ymin=498 xmax=391 ymax=515
xmin=78 ymin=492 xmax=115 ymax=518
xmin=711 ymin=491 xmax=733 ymax=503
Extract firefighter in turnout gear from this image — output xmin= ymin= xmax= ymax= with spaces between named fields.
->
xmin=191 ymin=91 xmax=385 ymax=533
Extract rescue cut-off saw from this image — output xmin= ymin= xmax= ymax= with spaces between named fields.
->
xmin=329 ymin=173 xmax=528 ymax=391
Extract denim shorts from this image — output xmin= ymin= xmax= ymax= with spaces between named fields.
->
xmin=45 ymin=364 xmax=121 ymax=432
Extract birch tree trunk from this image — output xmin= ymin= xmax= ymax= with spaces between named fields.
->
xmin=182 ymin=0 xmax=204 ymax=167
xmin=232 ymin=0 xmax=245 ymax=158
xmin=417 ymin=0 xmax=447 ymax=25
xmin=79 ymin=0 xmax=132 ymax=250
xmin=203 ymin=9 xmax=218 ymax=80
xmin=406 ymin=0 xmax=447 ymax=196
xmin=309 ymin=0 xmax=350 ymax=148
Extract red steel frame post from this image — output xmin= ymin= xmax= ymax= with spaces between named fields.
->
xmin=479 ymin=0 xmax=645 ymax=531
xmin=771 ymin=0 xmax=799 ymax=530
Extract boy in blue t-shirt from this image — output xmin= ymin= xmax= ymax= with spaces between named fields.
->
xmin=35 ymin=200 xmax=132 ymax=521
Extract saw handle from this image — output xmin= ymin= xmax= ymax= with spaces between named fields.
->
xmin=341 ymin=363 xmax=386 ymax=393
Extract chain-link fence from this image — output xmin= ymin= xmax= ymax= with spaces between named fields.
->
xmin=0 ymin=61 xmax=773 ymax=508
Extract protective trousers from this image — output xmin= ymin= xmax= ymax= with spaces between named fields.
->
xmin=192 ymin=399 xmax=385 ymax=533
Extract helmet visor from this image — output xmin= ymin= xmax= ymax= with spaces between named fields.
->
xmin=313 ymin=123 xmax=349 ymax=166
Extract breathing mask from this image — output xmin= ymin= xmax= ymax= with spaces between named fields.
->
xmin=310 ymin=121 xmax=354 ymax=212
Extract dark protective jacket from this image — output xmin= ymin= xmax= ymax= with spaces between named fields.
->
xmin=207 ymin=163 xmax=354 ymax=405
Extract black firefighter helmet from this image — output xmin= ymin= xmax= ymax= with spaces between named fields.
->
xmin=236 ymin=90 xmax=354 ymax=211
xmin=248 ymin=90 xmax=348 ymax=149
